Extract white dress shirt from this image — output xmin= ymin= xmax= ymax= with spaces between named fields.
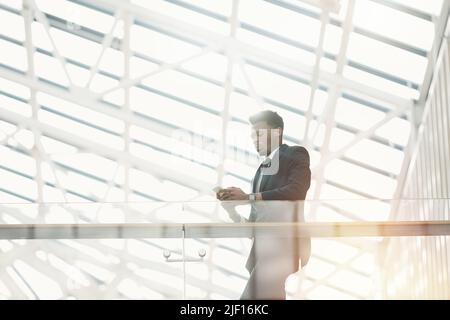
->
xmin=254 ymin=146 xmax=280 ymax=193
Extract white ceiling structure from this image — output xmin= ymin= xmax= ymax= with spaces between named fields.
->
xmin=0 ymin=0 xmax=449 ymax=299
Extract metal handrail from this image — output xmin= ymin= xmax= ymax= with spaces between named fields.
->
xmin=0 ymin=220 xmax=449 ymax=239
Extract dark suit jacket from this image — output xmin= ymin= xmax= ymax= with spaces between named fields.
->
xmin=245 ymin=143 xmax=311 ymax=274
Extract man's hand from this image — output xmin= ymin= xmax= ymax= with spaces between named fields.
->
xmin=216 ymin=187 xmax=249 ymax=201
xmin=216 ymin=187 xmax=251 ymax=223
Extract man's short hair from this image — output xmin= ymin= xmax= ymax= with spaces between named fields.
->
xmin=249 ymin=110 xmax=284 ymax=130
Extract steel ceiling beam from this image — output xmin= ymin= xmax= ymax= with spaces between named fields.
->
xmin=0 ymin=106 xmax=213 ymax=194
xmin=65 ymin=0 xmax=413 ymax=109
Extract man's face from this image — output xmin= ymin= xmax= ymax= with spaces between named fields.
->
xmin=250 ymin=121 xmax=281 ymax=156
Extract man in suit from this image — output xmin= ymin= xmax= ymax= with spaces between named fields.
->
xmin=217 ymin=110 xmax=311 ymax=300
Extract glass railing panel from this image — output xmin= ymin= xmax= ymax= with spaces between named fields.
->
xmin=0 ymin=199 xmax=448 ymax=299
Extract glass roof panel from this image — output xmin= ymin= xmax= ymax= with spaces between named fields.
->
xmin=239 ymin=0 xmax=322 ymax=48
xmin=375 ymin=117 xmax=411 ymax=146
xmin=141 ymin=70 xmax=225 ymax=112
xmin=353 ymin=0 xmax=435 ymax=50
xmin=65 ymin=63 xmax=90 ymax=87
xmin=325 ymin=158 xmax=397 ymax=198
xmin=35 ymin=0 xmax=115 ymax=34
xmin=241 ymin=63 xmax=312 ymax=110
xmin=0 ymin=78 xmax=30 ymax=99
xmin=324 ymin=23 xmax=343 ymax=55
xmin=335 ymin=96 xmax=386 ymax=131
xmin=37 ymin=92 xmax=125 ymax=133
xmin=0 ymin=93 xmax=31 ymax=117
xmin=0 ymin=0 xmax=22 ymax=11
xmin=0 ymin=39 xmax=27 ymax=72
xmin=33 ymin=52 xmax=70 ymax=87
xmin=130 ymin=24 xmax=202 ymax=64
xmin=129 ymin=86 xmax=222 ymax=137
xmin=181 ymin=52 xmax=227 ymax=83
xmin=0 ymin=144 xmax=36 ymax=177
xmin=0 ymin=167 xmax=37 ymax=201
xmin=347 ymin=32 xmax=428 ymax=84
xmin=0 ymin=8 xmax=25 ymax=42
xmin=328 ymin=127 xmax=354 ymax=151
xmin=236 ymin=28 xmax=317 ymax=65
xmin=131 ymin=0 xmax=230 ymax=35
xmin=37 ymin=107 xmax=124 ymax=150
xmin=328 ymin=269 xmax=372 ymax=297
xmin=391 ymin=0 xmax=443 ymax=16
xmin=49 ymin=28 xmax=102 ymax=66
xmin=172 ymin=0 xmax=233 ymax=16
xmin=345 ymin=139 xmax=404 ymax=175
xmin=31 ymin=21 xmax=55 ymax=51
xmin=343 ymin=64 xmax=420 ymax=99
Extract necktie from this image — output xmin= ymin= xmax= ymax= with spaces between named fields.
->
xmin=252 ymin=165 xmax=262 ymax=193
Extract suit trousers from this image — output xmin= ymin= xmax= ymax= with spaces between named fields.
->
xmin=240 ymin=255 xmax=296 ymax=300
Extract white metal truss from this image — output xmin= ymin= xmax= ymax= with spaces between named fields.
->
xmin=303 ymin=7 xmax=330 ymax=146
xmin=308 ymin=0 xmax=355 ymax=219
xmin=418 ymin=0 xmax=450 ymax=105
xmin=85 ymin=0 xmax=413 ymax=109
xmin=393 ymin=8 xmax=450 ymax=218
